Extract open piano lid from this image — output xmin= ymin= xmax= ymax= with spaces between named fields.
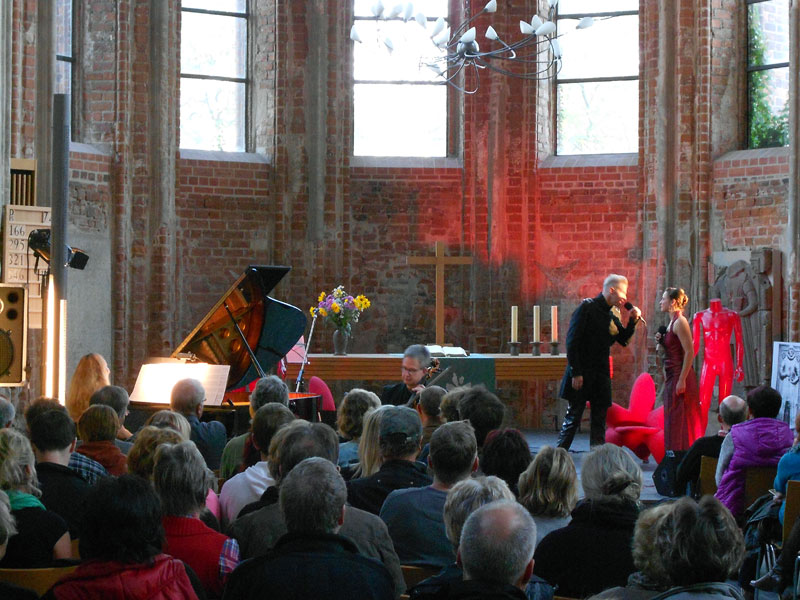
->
xmin=171 ymin=265 xmax=306 ymax=391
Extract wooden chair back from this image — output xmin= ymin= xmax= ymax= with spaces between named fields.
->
xmin=697 ymin=455 xmax=718 ymax=496
xmin=401 ymin=565 xmax=440 ymax=590
xmin=0 ymin=565 xmax=78 ymax=596
xmin=783 ymin=480 xmax=800 ymax=543
xmin=744 ymin=466 xmax=778 ymax=508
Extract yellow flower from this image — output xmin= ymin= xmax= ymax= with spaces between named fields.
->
xmin=319 ymin=307 xmax=328 ymax=317
xmin=309 ymin=307 xmax=317 ymax=317
xmin=318 ymin=291 xmax=326 ymax=302
xmin=332 ymin=303 xmax=341 ymax=314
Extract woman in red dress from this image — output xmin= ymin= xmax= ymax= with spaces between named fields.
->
xmin=656 ymin=287 xmax=702 ymax=450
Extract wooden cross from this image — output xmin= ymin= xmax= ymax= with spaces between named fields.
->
xmin=407 ymin=241 xmax=473 ymax=345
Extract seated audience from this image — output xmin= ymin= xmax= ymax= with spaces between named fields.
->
xmin=0 ymin=489 xmax=38 ymax=600
xmin=171 ymin=378 xmax=227 ymax=471
xmin=440 ymin=386 xmax=470 ymax=423
xmin=0 ymin=428 xmax=71 ymax=567
xmin=29 ymin=409 xmax=92 ymax=537
xmin=715 ymin=385 xmax=793 ymax=519
xmin=43 ymin=475 xmax=200 ymax=600
xmin=0 ymin=397 xmax=15 ymax=428
xmin=219 ymin=403 xmax=294 ymax=527
xmin=89 ymin=385 xmax=134 ymax=449
xmin=228 ymin=421 xmax=405 ymax=597
xmin=481 ymin=429 xmax=531 ymax=495
xmin=347 ymin=405 xmax=432 ymax=515
xmin=75 ymin=404 xmax=128 ymax=475
xmin=517 ymin=446 xmax=578 ymax=543
xmin=223 ymin=457 xmax=394 ymax=600
xmin=337 ymin=388 xmax=381 ymax=468
xmin=154 ymin=441 xmax=239 ymax=598
xmin=128 ymin=425 xmax=184 ymax=480
xmin=590 ymin=503 xmax=673 ymax=599
xmin=380 ymin=421 xmax=477 ymax=568
xmin=25 ymin=398 xmax=108 ymax=484
xmin=146 ymin=409 xmax=192 ymax=439
xmin=219 ymin=375 xmax=290 ymax=479
xmin=65 ymin=353 xmax=110 ymax=422
xmin=417 ymin=386 xmax=446 ymax=447
xmin=773 ymin=410 xmax=800 ymax=524
xmin=352 ymin=405 xmax=391 ymax=479
xmin=534 ymin=444 xmax=641 ymax=598
xmin=650 ymin=496 xmax=744 ymax=599
xmin=457 ymin=386 xmax=505 ymax=448
xmin=675 ymin=394 xmax=747 ymax=497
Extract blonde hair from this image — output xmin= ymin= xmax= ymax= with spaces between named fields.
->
xmin=127 ymin=426 xmax=184 ymax=480
xmin=66 ymin=353 xmax=110 ymax=421
xmin=0 ymin=490 xmax=17 ymax=544
xmin=145 ymin=410 xmax=191 ymax=440
xmin=0 ymin=428 xmax=39 ymax=496
xmin=78 ymin=404 xmax=120 ymax=442
xmin=582 ymin=444 xmax=642 ymax=504
xmin=518 ymin=446 xmax=578 ymax=518
xmin=354 ymin=405 xmax=392 ymax=478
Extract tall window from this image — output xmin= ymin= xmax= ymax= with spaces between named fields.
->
xmin=55 ymin=0 xmax=73 ymax=96
xmin=747 ymin=0 xmax=789 ymax=149
xmin=180 ymin=1 xmax=248 ymax=152
xmin=555 ymin=0 xmax=639 ymax=155
xmin=352 ymin=0 xmax=449 ymax=157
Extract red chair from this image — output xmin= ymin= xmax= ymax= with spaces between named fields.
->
xmin=309 ymin=376 xmax=336 ymax=412
xmin=605 ymin=373 xmax=665 ymax=462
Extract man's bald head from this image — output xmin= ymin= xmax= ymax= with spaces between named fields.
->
xmin=170 ymin=379 xmax=206 ymax=417
xmin=719 ymin=395 xmax=747 ymax=430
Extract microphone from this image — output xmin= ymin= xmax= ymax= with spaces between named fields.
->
xmin=657 ymin=325 xmax=667 ymax=345
xmin=624 ymin=302 xmax=647 ymax=327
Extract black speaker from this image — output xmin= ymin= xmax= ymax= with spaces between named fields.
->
xmin=653 ymin=450 xmax=687 ymax=497
xmin=0 ymin=285 xmax=27 ymax=385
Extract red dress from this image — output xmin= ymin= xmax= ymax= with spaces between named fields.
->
xmin=663 ymin=323 xmax=702 ymax=450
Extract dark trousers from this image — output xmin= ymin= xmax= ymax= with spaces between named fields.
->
xmin=557 ymin=398 xmax=609 ymax=449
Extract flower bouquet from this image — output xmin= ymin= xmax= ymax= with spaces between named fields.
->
xmin=310 ymin=286 xmax=371 ymax=355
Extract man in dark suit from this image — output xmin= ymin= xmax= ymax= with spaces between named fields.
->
xmin=557 ymin=274 xmax=643 ymax=450
xmin=171 ymin=378 xmax=227 ymax=470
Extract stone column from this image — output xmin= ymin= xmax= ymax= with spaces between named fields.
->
xmin=0 ymin=0 xmax=11 ymax=205
xmin=787 ymin=0 xmax=800 ymax=339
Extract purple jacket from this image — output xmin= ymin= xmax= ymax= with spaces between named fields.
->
xmin=715 ymin=418 xmax=793 ymax=517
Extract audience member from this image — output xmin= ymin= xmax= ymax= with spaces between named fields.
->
xmin=534 ymin=444 xmax=641 ymax=598
xmin=154 ymin=441 xmax=239 ymax=597
xmin=219 ymin=403 xmax=294 ymax=526
xmin=0 ymin=398 xmax=15 ymax=428
xmin=43 ymin=475 xmax=200 ymax=600
xmin=127 ymin=425 xmax=184 ymax=479
xmin=653 ymin=496 xmax=744 ymax=599
xmin=228 ymin=421 xmax=405 ymax=597
xmin=347 ymin=405 xmax=432 ymax=515
xmin=353 ymin=405 xmax=391 ymax=478
xmin=675 ymin=394 xmax=747 ymax=497
xmin=337 ymin=388 xmax=380 ymax=468
xmin=0 ymin=428 xmax=71 ymax=567
xmin=517 ymin=446 xmax=578 ymax=543
xmin=146 ymin=409 xmax=192 ymax=439
xmin=65 ymin=353 xmax=110 ymax=422
xmin=29 ymin=409 xmax=91 ymax=537
xmin=715 ymin=385 xmax=793 ymax=519
xmin=590 ymin=503 xmax=673 ymax=600
xmin=417 ymin=386 xmax=446 ymax=447
xmin=458 ymin=386 xmax=505 ymax=447
xmin=171 ymin=378 xmax=227 ymax=471
xmin=219 ymin=375 xmax=289 ymax=479
xmin=440 ymin=386 xmax=470 ymax=423
xmin=25 ymin=399 xmax=108 ymax=484
xmin=89 ymin=385 xmax=134 ymax=448
xmin=380 ymin=421 xmax=477 ymax=567
xmin=0 ymin=489 xmax=38 ymax=600
xmin=223 ymin=457 xmax=394 ymax=600
xmin=76 ymin=404 xmax=128 ymax=475
xmin=481 ymin=429 xmax=531 ymax=495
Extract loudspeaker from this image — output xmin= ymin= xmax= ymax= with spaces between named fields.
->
xmin=653 ymin=450 xmax=687 ymax=497
xmin=0 ymin=285 xmax=27 ymax=385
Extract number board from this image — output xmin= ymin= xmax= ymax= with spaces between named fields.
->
xmin=2 ymin=205 xmax=51 ymax=329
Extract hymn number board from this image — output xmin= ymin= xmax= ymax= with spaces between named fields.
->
xmin=2 ymin=205 xmax=51 ymax=328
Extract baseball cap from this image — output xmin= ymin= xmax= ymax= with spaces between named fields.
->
xmin=379 ymin=406 xmax=422 ymax=442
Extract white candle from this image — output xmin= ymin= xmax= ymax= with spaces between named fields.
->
xmin=511 ymin=306 xmax=519 ymax=343
xmin=533 ymin=306 xmax=540 ymax=343
xmin=551 ymin=306 xmax=558 ymax=342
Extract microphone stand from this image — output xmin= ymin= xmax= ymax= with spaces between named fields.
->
xmin=295 ymin=314 xmax=318 ymax=393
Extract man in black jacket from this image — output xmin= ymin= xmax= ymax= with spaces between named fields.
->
xmin=557 ymin=274 xmax=643 ymax=449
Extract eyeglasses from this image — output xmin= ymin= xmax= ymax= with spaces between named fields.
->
xmin=401 ymin=366 xmax=423 ymax=374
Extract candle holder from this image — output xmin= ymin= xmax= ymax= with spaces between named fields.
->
xmin=550 ymin=341 xmax=560 ymax=356
xmin=531 ymin=341 xmax=542 ymax=356
xmin=508 ymin=341 xmax=521 ymax=356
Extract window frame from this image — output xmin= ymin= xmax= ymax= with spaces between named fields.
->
xmin=179 ymin=2 xmax=250 ymax=152
xmin=55 ymin=0 xmax=74 ymax=137
xmin=554 ymin=4 xmax=640 ymax=156
xmin=351 ymin=3 xmax=458 ymax=159
xmin=745 ymin=0 xmax=790 ymax=150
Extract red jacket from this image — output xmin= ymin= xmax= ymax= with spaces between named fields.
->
xmin=162 ymin=515 xmax=228 ymax=597
xmin=75 ymin=441 xmax=128 ymax=476
xmin=46 ymin=554 xmax=197 ymax=600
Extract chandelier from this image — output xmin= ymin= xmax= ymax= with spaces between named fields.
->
xmin=350 ymin=0 xmax=595 ymax=94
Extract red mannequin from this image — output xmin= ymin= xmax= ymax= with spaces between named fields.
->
xmin=692 ymin=299 xmax=744 ymax=433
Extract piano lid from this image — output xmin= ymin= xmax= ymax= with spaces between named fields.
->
xmin=172 ymin=265 xmax=307 ymax=391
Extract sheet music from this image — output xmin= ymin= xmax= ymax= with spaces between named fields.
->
xmin=130 ymin=362 xmax=231 ymax=406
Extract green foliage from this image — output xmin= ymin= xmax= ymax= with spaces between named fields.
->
xmin=748 ymin=13 xmax=789 ymax=149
